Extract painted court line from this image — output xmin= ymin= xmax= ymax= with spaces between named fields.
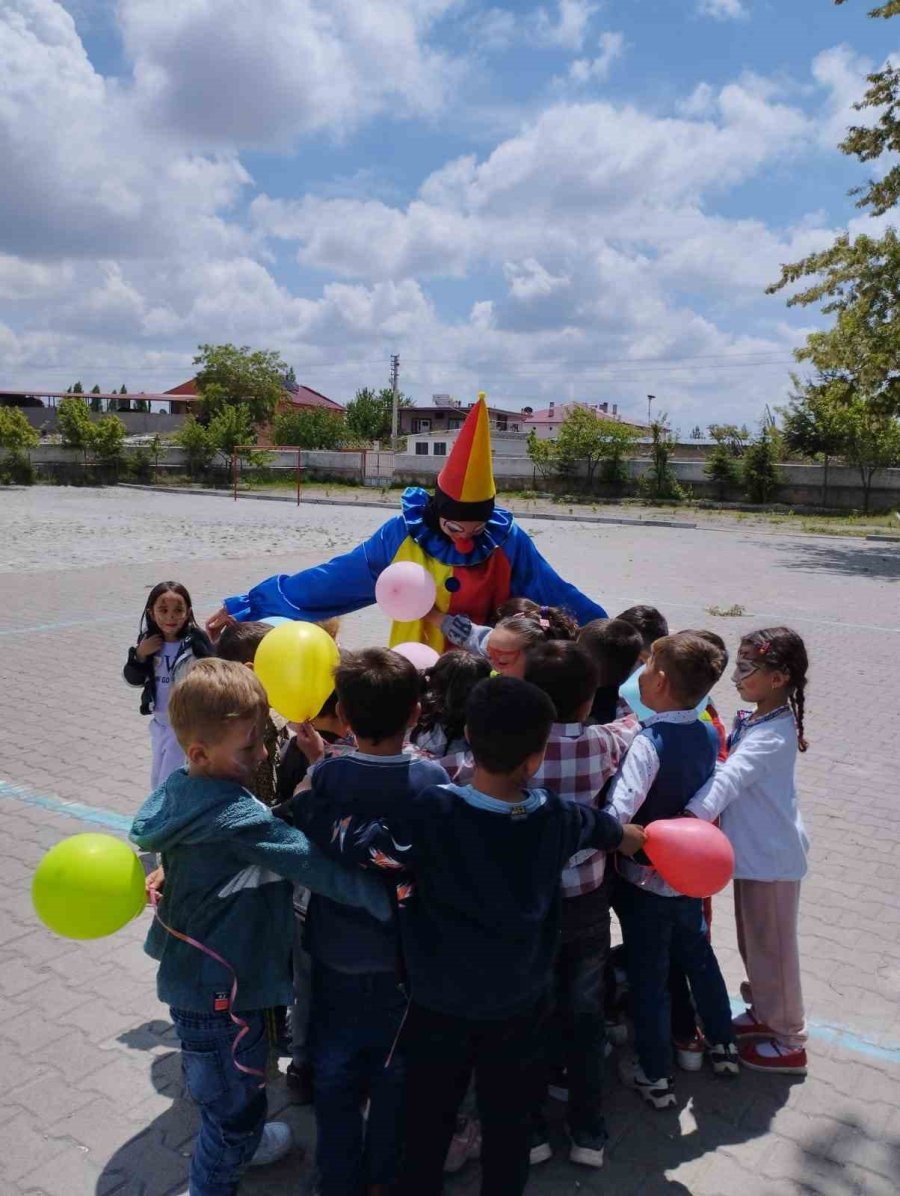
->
xmin=3 ymin=777 xmax=900 ymax=1067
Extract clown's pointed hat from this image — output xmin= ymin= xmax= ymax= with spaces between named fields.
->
xmin=435 ymin=393 xmax=496 ymax=520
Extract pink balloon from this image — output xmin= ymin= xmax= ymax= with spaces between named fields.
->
xmin=392 ymin=641 xmax=440 ymax=670
xmin=643 ymin=819 xmax=735 ymax=898
xmin=375 ymin=562 xmax=437 ymax=622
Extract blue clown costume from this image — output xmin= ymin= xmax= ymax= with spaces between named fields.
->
xmin=222 ymin=398 xmax=606 ymax=649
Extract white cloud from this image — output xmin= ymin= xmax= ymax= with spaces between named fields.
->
xmin=568 ymin=31 xmax=625 ymax=84
xmin=121 ymin=0 xmax=461 ymax=149
xmin=533 ymin=0 xmax=599 ymax=51
xmin=697 ymin=0 xmax=748 ymax=20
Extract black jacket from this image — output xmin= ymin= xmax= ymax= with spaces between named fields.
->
xmin=123 ymin=627 xmax=214 ymax=716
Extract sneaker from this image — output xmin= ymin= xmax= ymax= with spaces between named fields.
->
xmin=707 ymin=1042 xmax=740 ymax=1076
xmin=732 ymin=1010 xmax=774 ymax=1040
xmin=569 ymin=1128 xmax=608 ymax=1169
xmin=529 ymin=1125 xmax=552 ymax=1165
xmin=739 ymin=1039 xmax=808 ymax=1076
xmin=617 ymin=1054 xmax=676 ymax=1109
xmin=547 ymin=1066 xmax=568 ymax=1101
xmin=673 ymin=1034 xmax=705 ymax=1072
xmin=285 ymin=1060 xmax=314 ymax=1104
xmin=444 ymin=1116 xmax=481 ymax=1174
xmin=249 ymin=1122 xmax=293 ymax=1167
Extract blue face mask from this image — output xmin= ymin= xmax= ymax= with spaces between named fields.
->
xmin=619 ymin=665 xmax=709 ymax=721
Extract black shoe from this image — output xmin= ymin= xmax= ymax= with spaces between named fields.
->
xmin=285 ymin=1060 xmax=314 ymax=1104
xmin=529 ymin=1123 xmax=552 ymax=1165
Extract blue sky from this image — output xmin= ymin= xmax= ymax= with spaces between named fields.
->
xmin=0 ymin=0 xmax=895 ymax=427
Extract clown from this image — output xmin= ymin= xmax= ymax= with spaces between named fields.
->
xmin=207 ymin=396 xmax=607 ymax=649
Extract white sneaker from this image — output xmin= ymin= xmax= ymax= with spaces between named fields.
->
xmin=249 ymin=1121 xmax=293 ymax=1167
xmin=617 ymin=1054 xmax=676 ymax=1110
xmin=674 ymin=1034 xmax=705 ymax=1072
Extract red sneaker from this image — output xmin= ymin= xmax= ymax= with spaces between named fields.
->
xmin=732 ymin=1010 xmax=773 ymax=1039
xmin=738 ymin=1039 xmax=807 ymax=1076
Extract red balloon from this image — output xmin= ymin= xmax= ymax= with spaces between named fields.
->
xmin=643 ymin=819 xmax=734 ymax=898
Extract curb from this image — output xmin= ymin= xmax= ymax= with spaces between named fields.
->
xmin=116 ymin=484 xmax=698 ymax=530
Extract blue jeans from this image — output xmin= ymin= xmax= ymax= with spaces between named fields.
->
xmin=309 ymin=964 xmax=407 ymax=1195
xmin=170 ymin=1007 xmax=269 ymax=1196
xmin=617 ymin=884 xmax=733 ymax=1081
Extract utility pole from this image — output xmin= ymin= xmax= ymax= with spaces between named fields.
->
xmin=390 ymin=353 xmax=400 ymax=445
xmin=647 ymin=394 xmax=655 ymax=425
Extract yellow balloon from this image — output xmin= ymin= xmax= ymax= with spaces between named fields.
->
xmin=255 ymin=620 xmax=340 ymax=721
xmin=32 ymin=833 xmax=146 ymax=940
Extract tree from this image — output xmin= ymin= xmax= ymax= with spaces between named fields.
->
xmin=527 ymin=429 xmax=558 ymax=483
xmin=839 ymin=400 xmax=900 ymax=514
xmin=543 ymin=405 xmax=638 ymax=491
xmin=768 ymin=3 xmax=900 ymax=415
xmin=91 ymin=415 xmax=127 ymax=478
xmin=690 ymin=425 xmax=704 ymax=440
xmin=345 ymin=387 xmax=411 ymax=443
xmin=707 ymin=424 xmax=749 ymax=455
xmin=207 ymin=403 xmax=254 ymax=465
xmin=742 ymin=426 xmax=782 ymax=504
xmin=175 ymin=416 xmax=215 ymax=477
xmin=281 ymin=366 xmax=298 ymax=390
xmin=704 ymin=438 xmax=740 ymax=501
xmin=0 ymin=407 xmax=39 ymax=483
xmin=57 ymin=396 xmax=95 ymax=465
xmin=193 ymin=343 xmax=287 ymax=429
xmin=780 ymin=375 xmax=848 ymax=506
xmin=639 ymin=415 xmax=684 ymax=501
xmin=273 ymin=407 xmax=345 ymax=450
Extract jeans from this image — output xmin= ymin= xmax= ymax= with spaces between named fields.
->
xmin=617 ymin=884 xmax=734 ymax=1081
xmin=170 ymin=1007 xmax=269 ymax=1196
xmin=544 ymin=887 xmax=610 ymax=1138
xmin=308 ymin=964 xmax=407 ymax=1195
xmin=397 ymin=996 xmax=550 ymax=1196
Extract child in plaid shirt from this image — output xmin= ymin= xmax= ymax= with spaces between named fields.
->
xmin=523 ymin=641 xmax=638 ymax=1169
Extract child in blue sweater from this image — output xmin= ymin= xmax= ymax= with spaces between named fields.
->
xmin=291 ymin=648 xmax=448 ymax=1196
xmin=293 ymin=675 xmax=645 ymax=1196
xmin=130 ymin=659 xmax=390 ymax=1196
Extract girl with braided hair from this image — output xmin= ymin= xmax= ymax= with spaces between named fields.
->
xmin=686 ymin=626 xmax=811 ymax=1076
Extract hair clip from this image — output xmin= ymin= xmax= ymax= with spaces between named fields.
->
xmin=758 ymin=640 xmax=771 ymax=655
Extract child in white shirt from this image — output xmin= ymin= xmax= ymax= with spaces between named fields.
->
xmin=688 ymin=626 xmax=810 ymax=1076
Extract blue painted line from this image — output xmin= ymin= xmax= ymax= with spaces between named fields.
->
xmin=0 ymin=780 xmax=133 ymax=834
xmin=0 ymin=613 xmax=135 ymax=638
xmin=2 ymin=779 xmax=899 ymax=1065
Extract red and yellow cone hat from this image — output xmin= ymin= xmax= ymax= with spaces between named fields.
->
xmin=434 ymin=393 xmax=496 ymax=521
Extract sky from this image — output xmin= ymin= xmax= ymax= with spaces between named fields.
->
xmin=0 ymin=0 xmax=896 ymax=429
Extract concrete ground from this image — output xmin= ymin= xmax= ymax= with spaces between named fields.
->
xmin=0 ymin=486 xmax=898 ymax=1196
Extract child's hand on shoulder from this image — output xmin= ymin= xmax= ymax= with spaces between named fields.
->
xmin=136 ymin=634 xmax=163 ymax=660
xmin=619 ymin=823 xmax=646 ymax=857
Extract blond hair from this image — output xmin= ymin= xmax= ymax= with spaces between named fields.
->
xmin=317 ymin=617 xmax=341 ymax=641
xmin=169 ymin=658 xmax=269 ymax=750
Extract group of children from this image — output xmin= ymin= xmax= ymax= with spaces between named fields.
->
xmin=126 ymin=581 xmax=811 ymax=1196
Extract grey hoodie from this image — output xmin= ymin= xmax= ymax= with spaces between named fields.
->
xmin=131 ymin=768 xmax=391 ymax=1013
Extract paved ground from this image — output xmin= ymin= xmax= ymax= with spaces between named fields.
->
xmin=1 ymin=486 xmax=898 ymax=1196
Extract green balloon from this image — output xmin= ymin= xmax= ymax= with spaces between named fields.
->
xmin=32 ymin=833 xmax=146 ymax=939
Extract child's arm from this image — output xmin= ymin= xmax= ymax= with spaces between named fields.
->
xmin=230 ymin=816 xmax=393 ymax=922
xmin=431 ymin=612 xmax=491 ymax=657
xmin=686 ymin=728 xmax=784 ymax=821
xmin=563 ymin=802 xmax=645 ymax=857
xmin=604 ymin=735 xmax=659 ymax=823
xmin=289 ymin=783 xmax=421 ymax=875
xmin=123 ymin=636 xmax=159 ymax=685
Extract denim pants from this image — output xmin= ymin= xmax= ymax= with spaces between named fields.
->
xmin=545 ymin=887 xmax=610 ymax=1138
xmin=308 ymin=963 xmax=407 ymax=1195
xmin=397 ymin=996 xmax=550 ymax=1196
xmin=617 ymin=884 xmax=734 ymax=1081
xmin=170 ymin=1007 xmax=269 ymax=1196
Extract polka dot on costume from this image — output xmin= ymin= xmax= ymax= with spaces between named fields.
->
xmin=444 ymin=577 xmax=461 ymax=593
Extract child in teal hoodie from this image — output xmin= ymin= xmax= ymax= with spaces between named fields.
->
xmin=130 ymin=658 xmax=389 ymax=1196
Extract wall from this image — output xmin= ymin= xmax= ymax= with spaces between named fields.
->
xmin=395 ymin=452 xmax=900 ymax=510
xmin=24 ymin=409 xmax=187 ymax=435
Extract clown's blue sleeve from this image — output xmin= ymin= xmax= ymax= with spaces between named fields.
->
xmin=504 ymin=523 xmax=607 ymax=624
xmin=223 ymin=516 xmax=409 ymax=622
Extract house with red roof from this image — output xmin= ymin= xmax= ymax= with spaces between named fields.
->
xmin=522 ymin=401 xmax=646 ymax=440
xmin=164 ymin=377 xmax=344 ymax=417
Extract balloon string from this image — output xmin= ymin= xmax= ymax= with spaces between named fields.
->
xmin=149 ymin=889 xmax=266 ymax=1088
